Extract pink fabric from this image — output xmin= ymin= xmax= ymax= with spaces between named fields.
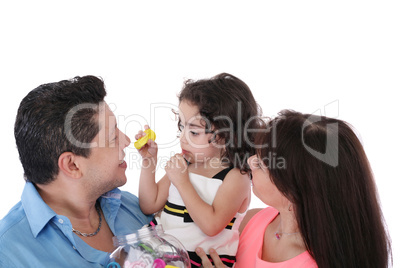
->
xmin=235 ymin=207 xmax=317 ymax=268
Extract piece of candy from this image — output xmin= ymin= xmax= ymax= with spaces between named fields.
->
xmin=106 ymin=262 xmax=121 ymax=268
xmin=134 ymin=129 xmax=156 ymax=150
xmin=152 ymin=258 xmax=166 ymax=268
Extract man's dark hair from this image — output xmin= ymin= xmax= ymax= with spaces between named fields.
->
xmin=14 ymin=75 xmax=106 ymax=185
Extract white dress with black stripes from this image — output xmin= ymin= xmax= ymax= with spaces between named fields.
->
xmin=150 ymin=168 xmax=246 ymax=267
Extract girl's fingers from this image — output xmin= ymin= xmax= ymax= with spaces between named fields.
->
xmin=135 ymin=130 xmax=146 ymax=140
xmin=147 ymin=139 xmax=157 ymax=148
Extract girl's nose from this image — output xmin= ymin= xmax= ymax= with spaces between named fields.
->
xmin=179 ymin=130 xmax=188 ymax=144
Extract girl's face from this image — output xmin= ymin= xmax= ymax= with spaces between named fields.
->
xmin=247 ymin=154 xmax=289 ymax=209
xmin=178 ymin=101 xmax=222 ymax=164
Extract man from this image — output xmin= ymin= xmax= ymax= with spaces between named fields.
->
xmin=0 ymin=76 xmax=152 ymax=267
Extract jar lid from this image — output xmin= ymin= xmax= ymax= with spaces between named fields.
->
xmin=113 ymin=225 xmax=164 ymax=246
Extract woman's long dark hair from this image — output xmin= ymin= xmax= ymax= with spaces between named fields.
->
xmin=257 ymin=110 xmax=392 ymax=267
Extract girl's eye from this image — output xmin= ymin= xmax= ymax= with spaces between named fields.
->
xmin=178 ymin=124 xmax=184 ymax=132
xmin=190 ymin=131 xmax=199 ymax=136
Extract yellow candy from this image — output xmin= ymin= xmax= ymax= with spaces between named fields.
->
xmin=134 ymin=129 xmax=156 ymax=149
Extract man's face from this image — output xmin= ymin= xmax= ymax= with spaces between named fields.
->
xmin=78 ymin=103 xmax=130 ymax=197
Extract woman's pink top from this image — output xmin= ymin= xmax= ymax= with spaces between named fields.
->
xmin=235 ymin=207 xmax=317 ymax=268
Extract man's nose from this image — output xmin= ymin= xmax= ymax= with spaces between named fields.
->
xmin=120 ymin=130 xmax=131 ymax=148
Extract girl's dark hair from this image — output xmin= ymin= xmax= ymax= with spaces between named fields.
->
xmin=178 ymin=73 xmax=261 ymax=173
xmin=257 ymin=110 xmax=392 ymax=267
xmin=14 ymin=75 xmax=106 ymax=185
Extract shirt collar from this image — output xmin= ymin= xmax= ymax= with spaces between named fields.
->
xmin=21 ymin=182 xmax=123 ymax=238
xmin=99 ymin=188 xmax=122 ymax=233
xmin=21 ymin=182 xmax=56 ymax=238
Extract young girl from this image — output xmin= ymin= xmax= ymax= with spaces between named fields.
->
xmin=136 ymin=73 xmax=260 ymax=267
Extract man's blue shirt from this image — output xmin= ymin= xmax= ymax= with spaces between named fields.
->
xmin=0 ymin=182 xmax=153 ymax=267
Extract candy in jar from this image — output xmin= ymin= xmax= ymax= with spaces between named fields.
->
xmin=107 ymin=225 xmax=190 ymax=268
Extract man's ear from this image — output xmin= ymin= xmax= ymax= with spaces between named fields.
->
xmin=58 ymin=152 xmax=82 ymax=179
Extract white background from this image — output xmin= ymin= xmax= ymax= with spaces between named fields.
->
xmin=0 ymin=1 xmax=400 ymax=265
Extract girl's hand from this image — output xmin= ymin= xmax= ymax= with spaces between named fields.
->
xmin=165 ymin=153 xmax=189 ymax=186
xmin=196 ymin=247 xmax=227 ymax=268
xmin=135 ymin=125 xmax=158 ymax=160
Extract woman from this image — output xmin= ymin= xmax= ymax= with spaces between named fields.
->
xmin=197 ymin=110 xmax=392 ymax=267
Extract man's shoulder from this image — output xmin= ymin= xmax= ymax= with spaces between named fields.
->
xmin=118 ymin=190 xmax=144 ymax=216
xmin=120 ymin=190 xmax=140 ymax=204
xmin=0 ymin=201 xmax=33 ymax=267
xmin=112 ymin=190 xmax=153 ymax=232
xmin=0 ymin=201 xmax=27 ymax=239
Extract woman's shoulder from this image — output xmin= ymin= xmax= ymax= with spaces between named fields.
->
xmin=239 ymin=207 xmax=278 ymax=233
xmin=238 ymin=208 xmax=262 ymax=233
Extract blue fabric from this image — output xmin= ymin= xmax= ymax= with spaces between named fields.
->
xmin=0 ymin=182 xmax=153 ymax=267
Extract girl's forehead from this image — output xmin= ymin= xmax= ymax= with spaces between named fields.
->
xmin=178 ymin=101 xmax=201 ymax=121
xmin=178 ymin=101 xmax=213 ymax=130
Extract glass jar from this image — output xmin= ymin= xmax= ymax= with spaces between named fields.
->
xmin=107 ymin=225 xmax=190 ymax=268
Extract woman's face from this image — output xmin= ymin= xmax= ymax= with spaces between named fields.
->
xmin=248 ymin=154 xmax=289 ymax=210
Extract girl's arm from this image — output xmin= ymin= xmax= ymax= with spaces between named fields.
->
xmin=136 ymin=128 xmax=170 ymax=215
xmin=138 ymin=157 xmax=170 ymax=215
xmin=165 ymin=154 xmax=251 ymax=236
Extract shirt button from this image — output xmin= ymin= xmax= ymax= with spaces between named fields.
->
xmin=73 ymin=246 xmax=76 ymax=250
xmin=58 ymin=219 xmax=64 ymax=224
